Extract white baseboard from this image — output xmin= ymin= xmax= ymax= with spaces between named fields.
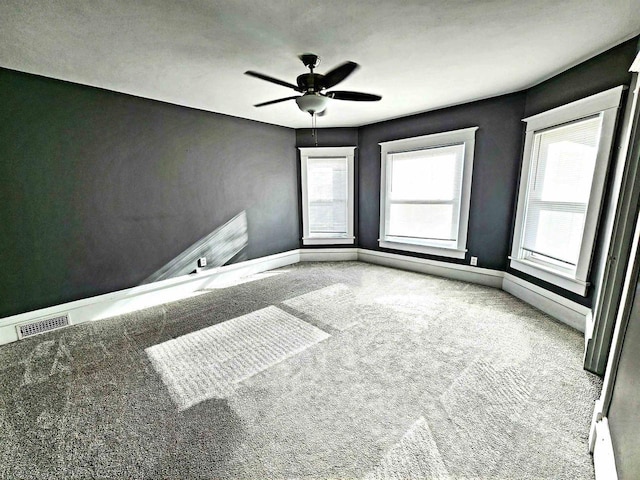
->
xmin=590 ymin=399 xmax=604 ymax=452
xmin=357 ymin=249 xmax=504 ymax=288
xmin=0 ymin=247 xmax=591 ymax=346
xmin=358 ymin=250 xmax=589 ymax=332
xmin=299 ymin=247 xmax=358 ymax=262
xmin=502 ymin=273 xmax=590 ymax=333
xmin=0 ymin=249 xmax=301 ymax=346
xmin=592 ymin=418 xmax=619 ymax=480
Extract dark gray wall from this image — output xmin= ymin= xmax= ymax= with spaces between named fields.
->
xmin=357 ymin=93 xmax=526 ymax=271
xmin=353 ymin=37 xmax=637 ymax=305
xmin=3 ymin=37 xmax=638 ymax=318
xmin=608 ymin=269 xmax=640 ymax=479
xmin=524 ymin=37 xmax=639 ymax=118
xmin=296 ymin=128 xmax=358 ymax=149
xmin=295 ymin=128 xmax=359 ymax=248
xmin=0 ymin=68 xmax=298 ymax=318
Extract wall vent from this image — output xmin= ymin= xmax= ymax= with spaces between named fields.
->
xmin=17 ymin=314 xmax=70 ymax=339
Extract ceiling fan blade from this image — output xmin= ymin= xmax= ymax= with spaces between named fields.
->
xmin=321 ymin=62 xmax=359 ymax=89
xmin=326 ymin=91 xmax=382 ymax=101
xmin=254 ymin=96 xmax=299 ymax=107
xmin=245 ymin=71 xmax=301 ymax=91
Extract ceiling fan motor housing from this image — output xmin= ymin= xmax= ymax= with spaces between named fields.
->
xmin=297 ymin=73 xmax=324 ymax=93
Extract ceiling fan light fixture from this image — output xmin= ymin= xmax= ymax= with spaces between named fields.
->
xmin=296 ymin=93 xmax=328 ymax=115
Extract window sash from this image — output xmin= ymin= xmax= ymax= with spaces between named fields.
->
xmin=384 ymin=144 xmax=464 ymax=245
xmin=519 ymin=115 xmax=602 ymax=270
xmin=522 ymin=200 xmax=588 ymax=266
xmin=306 ymin=157 xmax=348 ymax=235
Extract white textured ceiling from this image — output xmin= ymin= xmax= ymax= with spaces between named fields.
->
xmin=1 ymin=1 xmax=639 ymax=128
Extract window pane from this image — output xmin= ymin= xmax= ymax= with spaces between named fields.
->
xmin=308 ymin=159 xmax=346 ymax=202
xmin=522 ymin=115 xmax=602 ymax=266
xmin=525 ymin=208 xmax=586 ymax=266
xmin=309 ymin=201 xmax=347 ymax=233
xmin=307 ymin=157 xmax=347 ymax=234
xmin=390 ymin=145 xmax=463 ymax=201
xmin=534 ymin=116 xmax=600 ymax=203
xmin=388 ymin=203 xmax=455 ymax=240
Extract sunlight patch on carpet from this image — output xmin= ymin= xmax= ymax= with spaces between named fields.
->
xmin=365 ymin=417 xmax=450 ymax=480
xmin=145 ymin=306 xmax=329 ymax=410
xmin=283 ymin=283 xmax=361 ymax=331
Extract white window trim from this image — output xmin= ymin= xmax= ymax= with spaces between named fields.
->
xmin=378 ymin=127 xmax=478 ymax=259
xmin=510 ymin=86 xmax=625 ymax=296
xmin=299 ymin=146 xmax=356 ymax=246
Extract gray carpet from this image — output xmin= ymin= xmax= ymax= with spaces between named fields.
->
xmin=0 ymin=261 xmax=600 ymax=479
xmin=364 ymin=417 xmax=450 ymax=479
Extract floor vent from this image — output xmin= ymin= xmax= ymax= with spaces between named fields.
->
xmin=17 ymin=314 xmax=70 ymax=339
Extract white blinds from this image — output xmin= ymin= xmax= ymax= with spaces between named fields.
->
xmin=307 ymin=157 xmax=348 ymax=235
xmin=522 ymin=115 xmax=602 ymax=268
xmin=387 ymin=144 xmax=464 ymax=242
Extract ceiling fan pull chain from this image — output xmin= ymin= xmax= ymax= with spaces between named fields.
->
xmin=312 ymin=112 xmax=318 ymax=147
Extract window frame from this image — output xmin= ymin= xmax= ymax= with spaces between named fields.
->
xmin=378 ymin=127 xmax=478 ymax=259
xmin=299 ymin=146 xmax=356 ymax=246
xmin=510 ymin=86 xmax=625 ymax=296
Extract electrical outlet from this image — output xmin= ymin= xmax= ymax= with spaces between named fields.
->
xmin=470 ymin=256 xmax=478 ymax=266
xmin=197 ymin=257 xmax=207 ymax=268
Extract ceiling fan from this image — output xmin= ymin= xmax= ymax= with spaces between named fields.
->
xmin=245 ymin=53 xmax=382 ymax=116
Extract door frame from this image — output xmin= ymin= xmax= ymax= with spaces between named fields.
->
xmin=585 ymin=53 xmax=640 ymax=375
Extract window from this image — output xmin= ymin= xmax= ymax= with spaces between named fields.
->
xmin=300 ymin=146 xmax=355 ymax=245
xmin=379 ymin=127 xmax=478 ymax=258
xmin=510 ymin=86 xmax=624 ymax=295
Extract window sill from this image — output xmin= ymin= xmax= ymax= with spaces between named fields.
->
xmin=379 ymin=240 xmax=467 ymax=259
xmin=509 ymin=258 xmax=589 ymax=296
xmin=303 ymin=237 xmax=355 ymax=245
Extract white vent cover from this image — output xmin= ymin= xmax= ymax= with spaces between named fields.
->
xmin=17 ymin=314 xmax=70 ymax=339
